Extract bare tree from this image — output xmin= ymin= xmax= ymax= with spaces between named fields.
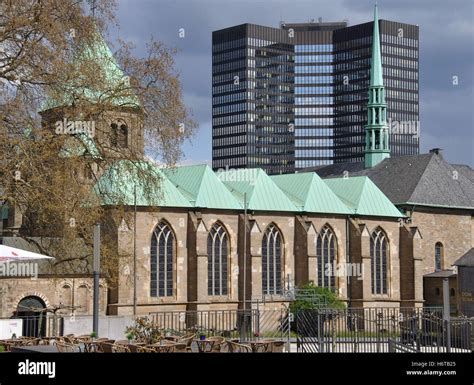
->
xmin=0 ymin=0 xmax=196 ymax=282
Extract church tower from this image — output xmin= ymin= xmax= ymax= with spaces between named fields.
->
xmin=40 ymin=30 xmax=145 ymax=164
xmin=365 ymin=4 xmax=390 ymax=168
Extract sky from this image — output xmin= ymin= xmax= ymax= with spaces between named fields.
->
xmin=110 ymin=0 xmax=474 ymax=167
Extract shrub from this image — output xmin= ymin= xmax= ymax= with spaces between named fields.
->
xmin=289 ymin=282 xmax=345 ymax=314
xmin=125 ymin=316 xmax=163 ymax=344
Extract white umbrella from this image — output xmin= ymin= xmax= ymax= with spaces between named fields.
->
xmin=0 ymin=244 xmax=55 ymax=262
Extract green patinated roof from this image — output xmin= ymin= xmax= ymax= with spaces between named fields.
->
xmin=219 ymin=168 xmax=298 ymax=212
xmin=93 ymin=161 xmax=404 ymax=217
xmin=163 ymin=165 xmax=241 ymax=209
xmin=323 ymin=176 xmax=404 ymax=218
xmin=370 ymin=4 xmax=384 ymax=87
xmin=42 ymin=31 xmax=140 ymax=111
xmin=95 ymin=160 xmax=190 ymax=207
xmin=271 ymin=172 xmax=352 ymax=214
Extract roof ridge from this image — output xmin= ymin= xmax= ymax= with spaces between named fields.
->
xmin=353 ymin=176 xmax=367 ymax=209
xmin=439 ymin=157 xmax=474 ymax=207
xmin=406 ymin=152 xmax=435 ymax=202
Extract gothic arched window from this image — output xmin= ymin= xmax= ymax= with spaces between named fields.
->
xmin=370 ymin=227 xmax=389 ymax=295
xmin=207 ymin=223 xmax=229 ymax=296
xmin=262 ymin=224 xmax=283 ymax=296
xmin=151 ymin=221 xmax=174 ymax=297
xmin=316 ymin=225 xmax=337 ymax=289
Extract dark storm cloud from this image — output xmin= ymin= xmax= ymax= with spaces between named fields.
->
xmin=110 ymin=0 xmax=473 ymax=166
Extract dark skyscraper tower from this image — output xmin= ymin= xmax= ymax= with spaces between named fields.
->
xmin=212 ymin=10 xmax=419 ymax=174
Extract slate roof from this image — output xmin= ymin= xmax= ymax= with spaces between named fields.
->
xmin=311 ymin=152 xmax=474 ymax=209
xmin=423 ymin=270 xmax=457 ymax=278
xmin=454 ymin=248 xmax=474 ymax=267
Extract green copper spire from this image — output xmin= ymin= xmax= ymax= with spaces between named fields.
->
xmin=365 ymin=4 xmax=390 ymax=168
xmin=370 ymin=4 xmax=384 ymax=87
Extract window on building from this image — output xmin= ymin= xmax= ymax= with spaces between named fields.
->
xmin=111 ymin=122 xmax=129 ymax=148
xmin=435 ymin=242 xmax=443 ymax=271
xmin=316 ymin=225 xmax=336 ymax=289
xmin=262 ymin=224 xmax=283 ymax=296
xmin=371 ymin=227 xmax=389 ymax=295
xmin=151 ymin=221 xmax=174 ymax=297
xmin=207 ymin=222 xmax=229 ymax=296
xmin=60 ymin=285 xmax=72 ymax=308
xmin=77 ymin=285 xmax=88 ymax=313
xmin=111 ymin=123 xmax=118 ymax=147
xmin=119 ymin=124 xmax=128 ymax=148
xmin=435 ymin=288 xmax=440 ymax=296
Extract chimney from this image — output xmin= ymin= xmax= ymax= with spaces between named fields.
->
xmin=429 ymin=148 xmax=443 ymax=156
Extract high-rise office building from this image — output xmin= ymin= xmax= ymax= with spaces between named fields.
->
xmin=212 ymin=11 xmax=419 ymax=174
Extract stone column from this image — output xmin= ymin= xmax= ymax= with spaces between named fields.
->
xmin=195 ymin=221 xmax=209 ymax=303
xmin=411 ymin=227 xmax=424 ymax=307
xmin=307 ymin=223 xmax=318 ymax=285
xmin=360 ymin=225 xmax=372 ymax=303
xmin=249 ymin=222 xmax=262 ymax=299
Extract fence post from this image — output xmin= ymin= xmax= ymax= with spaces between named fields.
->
xmin=287 ymin=311 xmax=293 ymax=353
xmin=443 ymin=278 xmax=451 ymax=353
xmin=388 ymin=338 xmax=394 ymax=352
xmin=318 ymin=311 xmax=323 ymax=353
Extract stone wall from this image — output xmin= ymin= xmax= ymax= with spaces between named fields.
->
xmin=0 ymin=277 xmax=107 ymax=318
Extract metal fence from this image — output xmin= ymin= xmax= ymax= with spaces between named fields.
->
xmin=149 ymin=308 xmax=291 ymax=347
xmin=296 ymin=307 xmax=472 ymax=353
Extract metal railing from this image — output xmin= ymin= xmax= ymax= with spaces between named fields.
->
xmin=149 ymin=308 xmax=291 ymax=347
xmin=296 ymin=307 xmax=472 ymax=353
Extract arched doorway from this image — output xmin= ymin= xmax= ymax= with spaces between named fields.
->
xmin=15 ymin=296 xmax=47 ymax=337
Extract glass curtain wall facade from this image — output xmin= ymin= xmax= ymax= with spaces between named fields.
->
xmin=213 ymin=24 xmax=295 ymax=174
xmin=212 ymin=20 xmax=419 ymax=174
xmin=285 ymin=23 xmax=344 ymax=169
xmin=333 ymin=20 xmax=419 ymax=162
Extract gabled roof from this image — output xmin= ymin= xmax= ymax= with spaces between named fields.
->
xmin=219 ymin=168 xmax=297 ymax=212
xmin=454 ymin=248 xmax=474 ymax=267
xmin=270 ymin=172 xmax=352 ymax=214
xmin=311 ymin=152 xmax=474 ymax=210
xmin=42 ymin=31 xmax=140 ymax=112
xmin=424 ymin=270 xmax=457 ymax=278
xmin=95 ymin=160 xmax=190 ymax=207
xmin=163 ymin=165 xmax=241 ymax=210
xmin=93 ymin=162 xmax=406 ymax=217
xmin=323 ymin=176 xmax=404 ymax=217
